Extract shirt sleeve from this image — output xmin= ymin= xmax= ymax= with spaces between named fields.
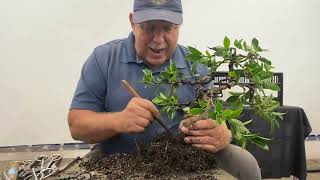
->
xmin=70 ymin=49 xmax=107 ymax=112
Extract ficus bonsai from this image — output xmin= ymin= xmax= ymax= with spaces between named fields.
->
xmin=142 ymin=36 xmax=284 ymax=150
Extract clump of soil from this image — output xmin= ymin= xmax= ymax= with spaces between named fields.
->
xmin=80 ymin=134 xmax=218 ymax=179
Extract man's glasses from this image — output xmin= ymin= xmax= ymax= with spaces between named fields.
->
xmin=137 ymin=22 xmax=179 ymax=34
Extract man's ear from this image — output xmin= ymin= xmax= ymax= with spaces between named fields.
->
xmin=129 ymin=13 xmax=135 ymax=29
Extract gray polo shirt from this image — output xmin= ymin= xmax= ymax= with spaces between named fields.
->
xmin=71 ymin=32 xmax=204 ymax=154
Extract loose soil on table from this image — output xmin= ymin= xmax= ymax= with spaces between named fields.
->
xmin=79 ymin=134 xmax=218 ymax=179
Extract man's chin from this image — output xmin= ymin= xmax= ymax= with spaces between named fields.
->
xmin=145 ymin=58 xmax=168 ymax=67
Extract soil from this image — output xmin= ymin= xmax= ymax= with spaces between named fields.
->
xmin=79 ymin=133 xmax=218 ymax=179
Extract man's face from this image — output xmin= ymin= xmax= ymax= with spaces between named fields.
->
xmin=130 ymin=14 xmax=180 ymax=67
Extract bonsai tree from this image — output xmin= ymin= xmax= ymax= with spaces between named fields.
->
xmin=79 ymin=37 xmax=285 ymax=179
xmin=142 ymin=36 xmax=284 ymax=150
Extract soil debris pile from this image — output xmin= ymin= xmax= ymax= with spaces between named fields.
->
xmin=80 ymin=134 xmax=218 ymax=179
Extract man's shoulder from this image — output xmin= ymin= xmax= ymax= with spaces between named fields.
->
xmin=94 ymin=37 xmax=127 ymax=54
xmin=176 ymin=44 xmax=189 ymax=55
xmin=172 ymin=44 xmax=190 ymax=64
xmin=90 ymin=34 xmax=135 ymax=64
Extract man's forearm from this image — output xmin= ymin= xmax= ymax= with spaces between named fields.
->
xmin=68 ymin=109 xmax=122 ymax=143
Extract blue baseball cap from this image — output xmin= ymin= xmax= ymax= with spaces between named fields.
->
xmin=133 ymin=0 xmax=183 ymax=25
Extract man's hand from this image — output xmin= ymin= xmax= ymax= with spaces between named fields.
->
xmin=179 ymin=118 xmax=232 ymax=153
xmin=117 ymin=97 xmax=160 ymax=134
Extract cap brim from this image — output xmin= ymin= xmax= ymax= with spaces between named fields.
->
xmin=133 ymin=9 xmax=183 ymax=25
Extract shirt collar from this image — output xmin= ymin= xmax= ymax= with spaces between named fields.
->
xmin=121 ymin=32 xmax=187 ymax=69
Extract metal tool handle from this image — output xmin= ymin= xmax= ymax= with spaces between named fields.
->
xmin=121 ymin=80 xmax=172 ymax=136
xmin=58 ymin=156 xmax=80 ymax=173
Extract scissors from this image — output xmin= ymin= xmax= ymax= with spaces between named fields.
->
xmin=23 ymin=167 xmax=55 ymax=180
xmin=33 ymin=154 xmax=63 ymax=175
xmin=45 ymin=154 xmax=63 ymax=168
xmin=51 ymin=156 xmax=81 ymax=176
xmin=20 ymin=154 xmax=78 ymax=179
xmin=18 ymin=155 xmax=47 ymax=178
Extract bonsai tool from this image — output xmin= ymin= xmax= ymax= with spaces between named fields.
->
xmin=18 ymin=155 xmax=81 ymax=180
xmin=18 ymin=155 xmax=47 ymax=178
xmin=44 ymin=154 xmax=62 ymax=169
xmin=121 ymin=80 xmax=173 ymax=136
xmin=49 ymin=156 xmax=81 ymax=176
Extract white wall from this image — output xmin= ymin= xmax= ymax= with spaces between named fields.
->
xmin=0 ymin=0 xmax=319 ymax=146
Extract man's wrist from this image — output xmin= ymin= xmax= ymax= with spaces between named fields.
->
xmin=101 ymin=112 xmax=123 ymax=135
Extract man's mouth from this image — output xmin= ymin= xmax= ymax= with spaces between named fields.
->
xmin=149 ymin=47 xmax=165 ymax=54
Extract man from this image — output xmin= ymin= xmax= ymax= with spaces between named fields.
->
xmin=68 ymin=0 xmax=261 ymax=179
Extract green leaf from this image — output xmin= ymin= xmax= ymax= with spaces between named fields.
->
xmin=215 ymin=100 xmax=223 ymax=113
xmin=214 ymin=46 xmax=225 ymax=52
xmin=234 ymin=39 xmax=239 ymax=48
xmin=170 ymin=95 xmax=178 ymax=104
xmin=231 ymin=98 xmax=243 ymax=108
xmin=143 ymin=69 xmax=153 ymax=82
xmin=190 ymin=108 xmax=204 ymax=115
xmin=191 ymin=63 xmax=198 ymax=73
xmin=152 ymin=98 xmax=163 ymax=104
xmin=159 ymin=92 xmax=167 ymax=100
xmin=160 ymin=71 xmax=170 ymax=79
xmin=251 ymin=136 xmax=270 ymax=150
xmin=230 ymin=108 xmax=243 ymax=118
xmin=216 ymin=115 xmax=225 ymax=124
xmin=186 ymin=54 xmax=202 ymax=61
xmin=263 ymin=63 xmax=273 ymax=71
xmin=226 ymin=96 xmax=238 ymax=103
xmin=240 ymin=139 xmax=247 ymax=149
xmin=168 ymin=108 xmax=176 ymax=119
xmin=259 ymin=57 xmax=271 ymax=65
xmin=243 ymin=41 xmax=249 ymax=50
xmin=228 ymin=71 xmax=237 ymax=78
xmin=183 ymin=107 xmax=190 ymax=113
xmin=142 ymin=69 xmax=152 ymax=75
xmin=169 ymin=63 xmax=177 ymax=72
xmin=243 ymin=119 xmax=253 ymax=125
xmin=271 ymin=112 xmax=285 ymax=120
xmin=229 ymin=92 xmax=243 ymax=96
xmin=205 ymin=50 xmax=211 ymax=57
xmin=224 ymin=36 xmax=231 ymax=49
xmin=252 ymin=135 xmax=271 ymax=141
xmin=224 ymin=109 xmax=243 ymax=119
xmin=253 ymin=75 xmax=262 ymax=84
xmin=262 ymin=82 xmax=280 ymax=91
xmin=188 ymin=46 xmax=202 ymax=56
xmin=252 ymin=38 xmax=259 ymax=49
xmin=234 ymin=39 xmax=243 ymax=49
xmin=234 ymin=131 xmax=242 ymax=140
xmin=208 ymin=109 xmax=216 ymax=119
xmin=222 ymin=109 xmax=234 ymax=118
xmin=256 ymin=46 xmax=263 ymax=52
xmin=243 ymin=91 xmax=252 ymax=100
xmin=199 ymin=100 xmax=208 ymax=109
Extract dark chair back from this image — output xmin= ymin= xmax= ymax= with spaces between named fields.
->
xmin=213 ymin=72 xmax=284 ymax=106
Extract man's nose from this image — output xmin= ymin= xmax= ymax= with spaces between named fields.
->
xmin=152 ymin=29 xmax=166 ymax=43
